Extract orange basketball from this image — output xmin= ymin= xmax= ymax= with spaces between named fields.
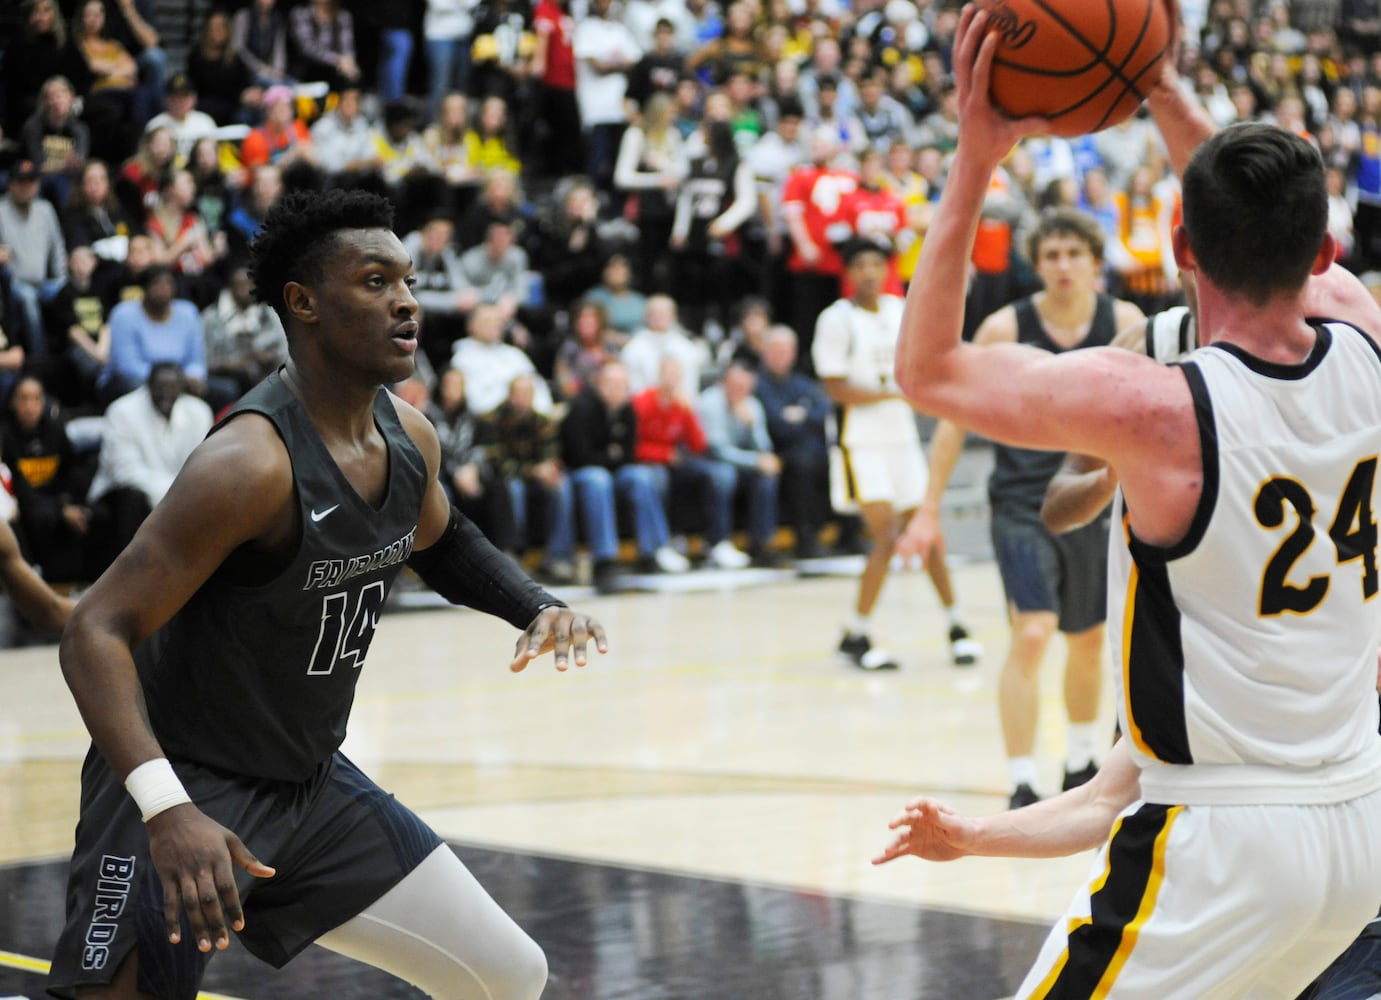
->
xmin=976 ymin=0 xmax=1171 ymax=137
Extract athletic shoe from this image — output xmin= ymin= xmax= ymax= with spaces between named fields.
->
xmin=707 ymin=539 xmax=751 ymax=569
xmin=838 ymin=632 xmax=899 ymax=671
xmin=1008 ymin=783 xmax=1040 ymax=809
xmin=949 ymin=624 xmax=982 ymax=666
xmin=540 ymin=560 xmax=577 ymax=585
xmin=1062 ymin=762 xmax=1098 ymax=791
xmin=653 ymin=545 xmax=691 ymax=574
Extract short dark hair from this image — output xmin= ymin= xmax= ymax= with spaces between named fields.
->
xmin=249 ymin=188 xmax=395 ymax=321
xmin=1025 ymin=207 xmax=1105 ymax=267
xmin=1182 ymin=123 xmax=1327 ymax=304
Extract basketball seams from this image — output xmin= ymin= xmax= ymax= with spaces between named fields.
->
xmin=986 ymin=0 xmax=1165 ymax=134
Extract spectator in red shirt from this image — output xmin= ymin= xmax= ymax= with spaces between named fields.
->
xmin=632 ymin=355 xmax=750 ymax=569
xmin=240 ymin=84 xmax=319 ymax=189
xmin=531 ymin=0 xmax=581 ymax=181
xmin=837 ymin=147 xmax=913 ymax=296
xmin=782 ymin=125 xmax=858 ymax=368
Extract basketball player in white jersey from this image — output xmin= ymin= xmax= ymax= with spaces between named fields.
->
xmin=876 ymin=7 xmax=1381 ymax=997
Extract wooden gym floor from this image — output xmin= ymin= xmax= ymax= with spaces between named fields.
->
xmin=0 ymin=450 xmax=1122 ymax=999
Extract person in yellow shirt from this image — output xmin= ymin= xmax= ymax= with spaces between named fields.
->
xmin=463 ymin=95 xmax=522 ymax=177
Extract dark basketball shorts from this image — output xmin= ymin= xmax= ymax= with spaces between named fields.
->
xmin=990 ymin=512 xmax=1109 ymax=634
xmin=47 ymin=746 xmax=443 ymax=1000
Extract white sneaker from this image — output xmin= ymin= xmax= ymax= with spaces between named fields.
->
xmin=653 ymin=545 xmax=691 ymax=573
xmin=707 ymin=539 xmax=751 ymax=569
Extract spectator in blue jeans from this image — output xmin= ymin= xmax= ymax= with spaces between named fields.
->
xmin=697 ymin=359 xmax=782 ymax=565
xmin=560 ymin=361 xmax=691 ymax=585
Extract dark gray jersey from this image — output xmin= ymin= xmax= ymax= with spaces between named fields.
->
xmin=988 ymin=293 xmax=1118 ymax=523
xmin=138 ymin=372 xmax=428 ymax=782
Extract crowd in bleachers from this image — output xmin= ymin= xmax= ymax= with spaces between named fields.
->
xmin=0 ymin=0 xmax=1379 ymax=593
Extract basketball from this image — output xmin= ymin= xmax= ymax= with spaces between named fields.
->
xmin=975 ymin=0 xmax=1171 ymax=137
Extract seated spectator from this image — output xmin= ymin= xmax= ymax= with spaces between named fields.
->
xmin=186 ymin=8 xmax=259 ymax=126
xmin=754 ymin=325 xmax=830 ymax=558
xmin=0 ymin=159 xmax=68 ymax=362
xmin=525 ymin=176 xmax=608 ymax=311
xmin=621 ymin=294 xmax=706 ymax=398
xmin=61 ymin=160 xmax=135 ymax=274
xmin=1 ymin=375 xmax=95 ymax=583
xmin=560 ymin=361 xmax=687 ymax=586
xmin=224 ymin=163 xmax=284 ymax=261
xmin=311 ymin=87 xmax=384 ymax=189
xmin=288 ymin=0 xmax=361 ymax=90
xmin=404 ymin=214 xmax=475 ymax=371
xmin=99 ymin=264 xmax=207 ymax=404
xmin=449 ymin=303 xmax=552 ymax=417
xmin=425 ymin=366 xmax=518 ymax=553
xmin=714 ymin=295 xmax=771 ymax=371
xmin=583 ymin=253 xmax=645 ymax=338
xmin=71 ymin=0 xmax=140 ymax=162
xmin=85 ymin=362 xmax=212 ymax=574
xmin=96 ymin=232 xmax=158 ymax=311
xmin=458 ymin=215 xmax=547 ymax=368
xmin=143 ymin=73 xmax=219 ymax=164
xmin=232 ymin=0 xmax=291 ymax=89
xmin=456 ymin=166 xmax=522 ymax=250
xmin=101 ymin=0 xmax=169 ymax=131
xmin=43 ymin=244 xmax=111 ymax=409
xmin=200 ymin=263 xmax=287 ymax=403
xmin=0 ymin=274 xmax=30 ymax=402
xmin=696 ymin=360 xmax=780 ymax=564
xmin=478 ymin=373 xmax=578 ymax=583
xmin=2 ymin=0 xmax=92 ymax=141
xmin=240 ymin=85 xmax=318 ymax=190
xmin=463 ymin=96 xmax=522 ymax=180
xmin=145 ymin=168 xmax=226 ymax=302
xmin=21 ymin=75 xmax=90 ymax=209
xmin=554 ymin=300 xmax=620 ymax=400
xmin=187 ymin=136 xmax=234 ymax=235
xmin=371 ymin=99 xmax=442 ymax=237
xmin=421 ymin=92 xmax=481 ymax=218
xmin=117 ymin=125 xmax=176 ymax=222
xmin=631 ymin=354 xmax=749 ymax=569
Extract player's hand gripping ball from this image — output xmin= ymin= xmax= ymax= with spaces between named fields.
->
xmin=975 ymin=0 xmax=1171 ymax=137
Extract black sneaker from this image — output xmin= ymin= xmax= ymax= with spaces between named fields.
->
xmin=1008 ymin=783 xmax=1040 ymax=809
xmin=837 ymin=632 xmax=899 ymax=671
xmin=948 ymin=624 xmax=982 ymax=666
xmin=1062 ymin=762 xmax=1098 ymax=791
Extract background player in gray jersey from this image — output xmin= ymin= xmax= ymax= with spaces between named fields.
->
xmin=48 ymin=188 xmax=606 ymax=1000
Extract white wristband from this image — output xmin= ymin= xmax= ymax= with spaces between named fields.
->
xmin=125 ymin=758 xmax=193 ymax=822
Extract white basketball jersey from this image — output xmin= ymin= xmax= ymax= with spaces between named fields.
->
xmin=1108 ymin=321 xmax=1381 ymax=805
xmin=1145 ymin=305 xmax=1196 ymax=364
xmin=811 ymin=295 xmax=919 ymax=448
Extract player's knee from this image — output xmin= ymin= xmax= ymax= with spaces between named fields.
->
xmin=1009 ymin=618 xmax=1055 ymax=667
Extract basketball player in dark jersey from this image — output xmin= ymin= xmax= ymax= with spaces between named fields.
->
xmin=47 ymin=189 xmax=606 ymax=999
xmin=904 ymin=207 xmax=1144 ymax=809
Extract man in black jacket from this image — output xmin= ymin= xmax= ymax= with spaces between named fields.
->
xmin=560 ymin=361 xmax=690 ymax=581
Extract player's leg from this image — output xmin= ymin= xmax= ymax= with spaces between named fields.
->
xmin=834 ymin=497 xmax=901 ymax=670
xmin=991 ymin=515 xmax=1062 ymax=804
xmin=74 ymin=952 xmax=159 ymax=1000
xmin=1055 ymin=517 xmax=1112 ymax=790
xmin=315 ymin=844 xmax=547 ymax=1000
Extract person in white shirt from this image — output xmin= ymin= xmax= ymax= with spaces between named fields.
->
xmin=572 ymin=0 xmax=641 ymax=193
xmin=309 ymin=86 xmax=382 ymax=183
xmin=620 ymin=294 xmax=707 ymax=399
xmin=143 ymin=74 xmax=220 ymax=164
xmin=449 ymin=303 xmax=552 ymax=416
xmin=86 ymin=362 xmax=213 ymax=573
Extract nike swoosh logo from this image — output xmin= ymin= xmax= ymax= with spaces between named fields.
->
xmin=310 ymin=504 xmax=340 ymax=523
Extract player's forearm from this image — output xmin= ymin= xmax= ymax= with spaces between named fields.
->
xmin=60 ymin=613 xmax=166 ymax=778
xmin=966 ymin=741 xmax=1140 ymax=858
xmin=895 ymin=148 xmax=989 ymax=403
xmin=921 ymin=419 xmax=965 ymax=509
xmin=1041 ymin=464 xmax=1116 ymax=534
xmin=1 ymin=554 xmax=74 ymax=632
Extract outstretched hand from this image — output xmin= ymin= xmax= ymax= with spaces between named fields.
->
xmin=952 ymin=5 xmax=1052 ymax=167
xmin=511 ymin=606 xmax=609 ymax=672
xmin=895 ymin=506 xmax=942 ymax=564
xmin=872 ymin=796 xmax=979 ymax=866
xmin=147 ymin=803 xmax=275 ymax=952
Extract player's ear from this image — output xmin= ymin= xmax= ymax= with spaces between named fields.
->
xmin=282 ymin=281 xmax=318 ymax=325
xmin=1309 ymin=232 xmax=1339 ymax=277
xmin=1170 ymin=224 xmax=1196 ymax=274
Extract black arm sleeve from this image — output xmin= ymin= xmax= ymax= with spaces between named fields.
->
xmin=407 ymin=505 xmax=566 ymax=630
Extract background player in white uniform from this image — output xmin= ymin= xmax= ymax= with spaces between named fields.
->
xmin=811 ymin=238 xmax=981 ymax=670
xmin=875 ymin=7 xmax=1381 ymax=996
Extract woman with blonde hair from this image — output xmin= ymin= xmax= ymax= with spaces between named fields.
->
xmin=614 ymin=92 xmax=687 ymax=293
